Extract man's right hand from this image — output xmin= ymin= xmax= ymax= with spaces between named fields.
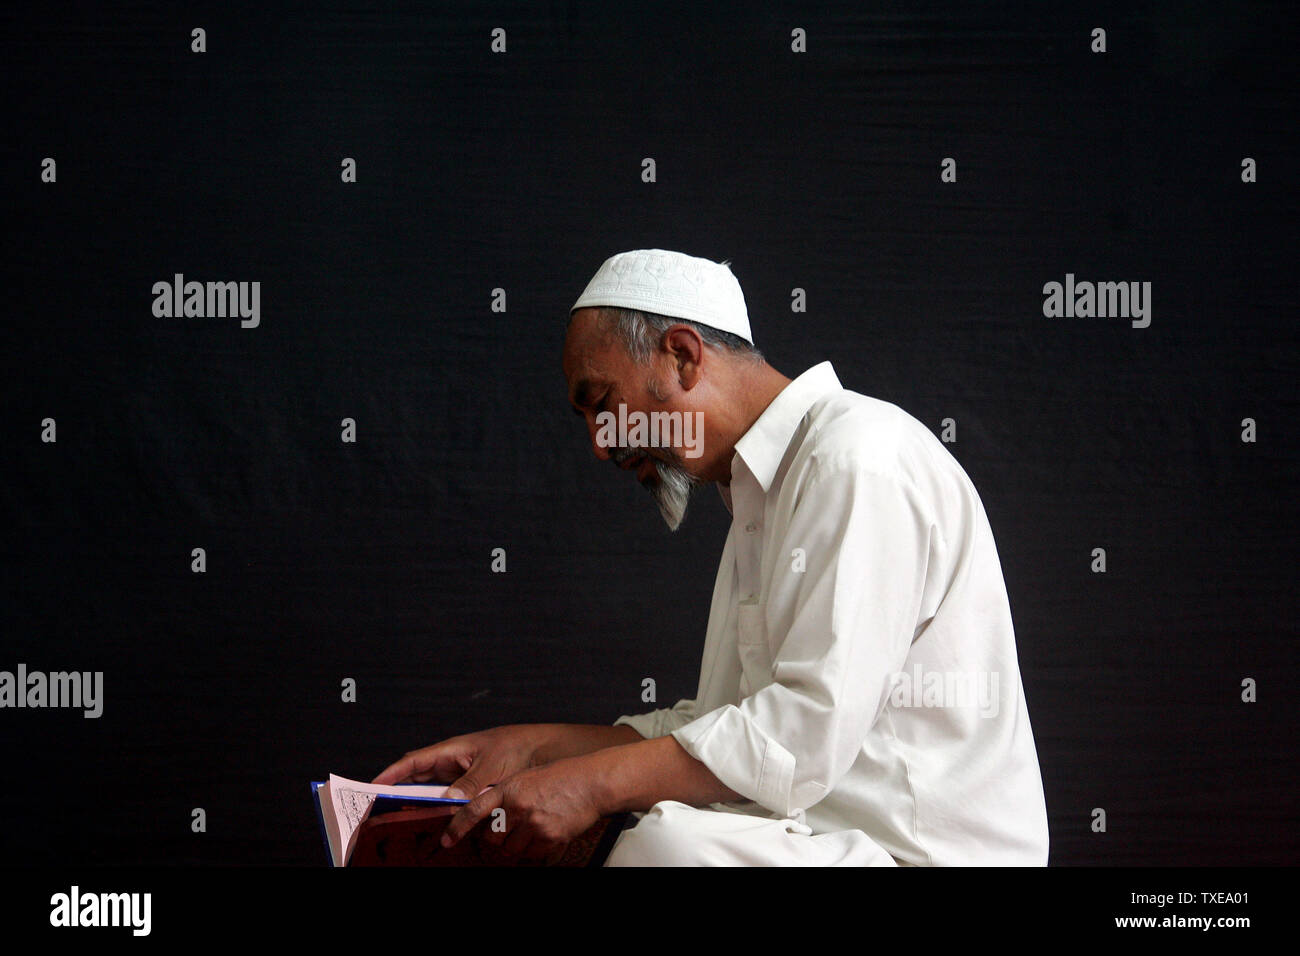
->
xmin=371 ymin=724 xmax=549 ymax=799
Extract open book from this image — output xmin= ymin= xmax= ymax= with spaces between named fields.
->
xmin=311 ymin=773 xmax=470 ymax=867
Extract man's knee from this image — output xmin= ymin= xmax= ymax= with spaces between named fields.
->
xmin=604 ymin=800 xmax=902 ymax=867
xmin=604 ymin=801 xmax=703 ymax=867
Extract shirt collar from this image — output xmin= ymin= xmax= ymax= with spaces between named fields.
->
xmin=729 ymin=361 xmax=842 ymax=494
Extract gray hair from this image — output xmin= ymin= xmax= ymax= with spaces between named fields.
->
xmin=587 ymin=306 xmax=764 ymax=365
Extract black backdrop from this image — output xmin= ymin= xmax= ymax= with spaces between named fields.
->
xmin=2 ymin=0 xmax=1296 ymax=867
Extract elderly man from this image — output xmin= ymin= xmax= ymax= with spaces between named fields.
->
xmin=375 ymin=249 xmax=1049 ymax=866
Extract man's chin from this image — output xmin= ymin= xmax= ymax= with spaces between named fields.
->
xmin=649 ymin=459 xmax=698 ymax=531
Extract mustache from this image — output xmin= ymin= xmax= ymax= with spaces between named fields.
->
xmin=609 ymin=446 xmax=681 ymax=468
xmin=607 ymin=446 xmax=700 ymax=532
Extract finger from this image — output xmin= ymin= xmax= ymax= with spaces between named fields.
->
xmin=441 ymin=789 xmax=501 ymax=848
xmin=482 ymin=805 xmax=517 ymax=849
xmin=372 ymin=745 xmax=449 ymax=785
xmin=443 ymin=756 xmax=491 ymax=801
xmin=373 ymin=744 xmax=470 ymax=786
xmin=481 ymin=814 xmax=509 ymax=848
xmin=371 ymin=753 xmax=420 ymax=785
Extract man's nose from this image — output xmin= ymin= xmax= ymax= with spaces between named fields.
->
xmin=586 ymin=414 xmax=612 ymax=461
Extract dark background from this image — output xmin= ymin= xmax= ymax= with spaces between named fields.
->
xmin=1 ymin=0 xmax=1295 ymax=866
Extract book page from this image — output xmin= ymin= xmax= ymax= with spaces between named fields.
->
xmin=327 ymin=774 xmax=468 ymax=866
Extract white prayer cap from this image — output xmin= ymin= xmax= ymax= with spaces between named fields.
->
xmin=570 ymin=249 xmax=753 ymax=344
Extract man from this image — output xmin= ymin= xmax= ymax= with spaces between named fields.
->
xmin=375 ymin=249 xmax=1050 ymax=866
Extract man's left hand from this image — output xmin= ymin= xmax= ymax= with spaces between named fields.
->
xmin=440 ymin=755 xmax=603 ymax=862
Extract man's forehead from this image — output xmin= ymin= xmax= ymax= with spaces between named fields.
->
xmin=563 ymin=344 xmax=603 ymax=407
xmin=562 ymin=335 xmax=594 ymax=390
xmin=563 ymin=314 xmax=619 ymax=400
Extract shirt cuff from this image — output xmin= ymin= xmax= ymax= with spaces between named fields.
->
xmin=612 ymin=713 xmax=655 ymax=738
xmin=612 ymin=708 xmax=683 ymax=740
xmin=670 ymin=704 xmax=800 ymax=817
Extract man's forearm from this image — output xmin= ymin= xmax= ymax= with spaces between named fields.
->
xmin=531 ymin=723 xmax=644 ymax=764
xmin=584 ymin=733 xmax=743 ymax=814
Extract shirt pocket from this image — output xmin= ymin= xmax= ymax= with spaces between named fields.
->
xmin=736 ymin=601 xmax=773 ymax=697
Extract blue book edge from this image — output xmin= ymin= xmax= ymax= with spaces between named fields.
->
xmin=311 ymin=781 xmax=471 ymax=867
xmin=310 ymin=782 xmax=333 ymax=867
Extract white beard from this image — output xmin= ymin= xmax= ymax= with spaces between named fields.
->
xmin=649 ymin=456 xmax=700 ymax=531
xmin=611 ymin=447 xmax=701 ymax=531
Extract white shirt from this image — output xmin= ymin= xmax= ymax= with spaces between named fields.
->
xmin=615 ymin=361 xmax=1050 ymax=865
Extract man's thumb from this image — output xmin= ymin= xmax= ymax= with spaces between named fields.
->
xmin=444 ymin=771 xmax=479 ymax=802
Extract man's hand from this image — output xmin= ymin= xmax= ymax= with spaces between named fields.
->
xmin=439 ymin=757 xmax=602 ymax=862
xmin=371 ymin=724 xmax=548 ymax=799
xmin=372 ymin=723 xmax=644 ymax=797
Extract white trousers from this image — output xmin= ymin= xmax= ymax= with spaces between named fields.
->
xmin=603 ymin=800 xmax=901 ymax=867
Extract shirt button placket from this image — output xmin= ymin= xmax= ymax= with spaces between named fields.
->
xmin=738 ymin=516 xmax=762 ymax=603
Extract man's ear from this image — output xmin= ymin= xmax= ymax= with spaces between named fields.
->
xmin=663 ymin=325 xmax=704 ymax=390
